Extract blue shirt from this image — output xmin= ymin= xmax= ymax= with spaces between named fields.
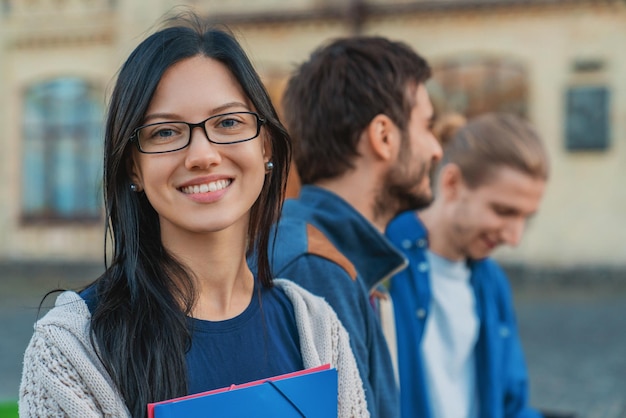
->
xmin=186 ymin=283 xmax=303 ymax=394
xmin=81 ymin=282 xmax=303 ymax=395
xmin=386 ymin=211 xmax=543 ymax=418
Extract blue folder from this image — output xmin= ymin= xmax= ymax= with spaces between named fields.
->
xmin=149 ymin=366 xmax=338 ymax=418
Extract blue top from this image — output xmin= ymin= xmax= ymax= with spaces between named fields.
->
xmin=386 ymin=211 xmax=543 ymax=418
xmin=268 ymin=185 xmax=405 ymax=418
xmin=185 ymin=284 xmax=303 ymax=394
xmin=81 ymin=282 xmax=303 ymax=395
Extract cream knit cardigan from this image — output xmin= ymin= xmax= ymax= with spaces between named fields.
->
xmin=19 ymin=279 xmax=369 ymax=417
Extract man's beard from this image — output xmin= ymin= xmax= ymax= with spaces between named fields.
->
xmin=373 ymin=157 xmax=433 ymax=224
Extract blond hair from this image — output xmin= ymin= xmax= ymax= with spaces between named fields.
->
xmin=432 ymin=112 xmax=467 ymax=148
xmin=441 ymin=113 xmax=549 ymax=188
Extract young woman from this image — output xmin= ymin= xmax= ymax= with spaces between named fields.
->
xmin=19 ymin=15 xmax=367 ymax=418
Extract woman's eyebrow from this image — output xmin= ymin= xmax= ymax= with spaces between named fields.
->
xmin=211 ymin=101 xmax=251 ymax=114
xmin=142 ymin=102 xmax=251 ymax=123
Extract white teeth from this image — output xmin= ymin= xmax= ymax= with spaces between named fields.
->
xmin=181 ymin=179 xmax=230 ymax=194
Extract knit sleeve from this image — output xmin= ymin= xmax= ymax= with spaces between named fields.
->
xmin=19 ymin=327 xmax=107 ymax=417
xmin=19 ymin=292 xmax=130 ymax=418
xmin=331 ymin=310 xmax=370 ymax=418
xmin=275 ymin=279 xmax=369 ymax=418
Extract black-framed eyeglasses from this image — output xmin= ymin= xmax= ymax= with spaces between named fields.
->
xmin=130 ymin=111 xmax=266 ymax=154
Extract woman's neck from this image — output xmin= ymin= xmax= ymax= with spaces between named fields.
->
xmin=191 ymin=265 xmax=255 ymax=321
xmin=162 ymin=226 xmax=255 ymax=321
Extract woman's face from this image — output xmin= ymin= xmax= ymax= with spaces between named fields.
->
xmin=129 ymin=55 xmax=270 ymax=242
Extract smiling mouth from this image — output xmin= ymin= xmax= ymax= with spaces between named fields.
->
xmin=180 ymin=179 xmax=232 ymax=194
xmin=479 ymin=233 xmax=494 ymax=246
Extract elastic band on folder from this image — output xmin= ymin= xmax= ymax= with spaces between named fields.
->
xmin=265 ymin=381 xmax=306 ymax=417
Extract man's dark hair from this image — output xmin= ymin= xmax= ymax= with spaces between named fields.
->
xmin=282 ymin=36 xmax=431 ymax=184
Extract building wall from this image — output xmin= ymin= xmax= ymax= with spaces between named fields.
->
xmin=1 ymin=2 xmax=115 ymax=261
xmin=0 ymin=0 xmax=624 ymax=267
xmin=358 ymin=2 xmax=626 ymax=266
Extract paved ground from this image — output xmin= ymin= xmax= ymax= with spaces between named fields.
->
xmin=0 ymin=269 xmax=95 ymax=403
xmin=1 ymin=268 xmax=625 ymax=417
xmin=515 ymin=283 xmax=626 ymax=418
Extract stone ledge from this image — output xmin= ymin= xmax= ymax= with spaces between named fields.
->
xmin=0 ymin=260 xmax=103 ymax=282
xmin=1 ymin=260 xmax=625 ymax=291
xmin=502 ymin=263 xmax=626 ymax=292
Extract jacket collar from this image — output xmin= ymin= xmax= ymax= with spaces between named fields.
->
xmin=294 ymin=185 xmax=407 ymax=290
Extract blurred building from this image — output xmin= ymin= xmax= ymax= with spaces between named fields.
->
xmin=0 ymin=0 xmax=625 ymax=273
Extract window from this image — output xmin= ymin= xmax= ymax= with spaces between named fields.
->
xmin=565 ymin=85 xmax=610 ymax=151
xmin=21 ymin=77 xmax=103 ymax=222
xmin=428 ymin=56 xmax=528 ymax=118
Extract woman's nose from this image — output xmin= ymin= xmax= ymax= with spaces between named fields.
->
xmin=184 ymin=126 xmax=222 ymax=169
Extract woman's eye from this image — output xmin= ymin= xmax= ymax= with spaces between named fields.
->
xmin=219 ymin=118 xmax=240 ymax=129
xmin=155 ymin=128 xmax=176 ymax=137
xmin=148 ymin=125 xmax=183 ymax=141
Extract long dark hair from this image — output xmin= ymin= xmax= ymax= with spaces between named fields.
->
xmin=90 ymin=14 xmax=291 ymax=417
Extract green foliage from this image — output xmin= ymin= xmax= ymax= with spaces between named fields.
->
xmin=0 ymin=401 xmax=18 ymax=418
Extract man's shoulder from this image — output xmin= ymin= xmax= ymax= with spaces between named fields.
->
xmin=272 ymin=218 xmax=357 ymax=282
xmin=472 ymin=258 xmax=515 ymax=301
xmin=304 ymin=223 xmax=357 ymax=280
xmin=386 ymin=210 xmax=426 ymax=243
xmin=473 ymin=257 xmax=508 ymax=281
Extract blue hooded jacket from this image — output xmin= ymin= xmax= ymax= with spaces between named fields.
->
xmin=269 ymin=185 xmax=406 ymax=418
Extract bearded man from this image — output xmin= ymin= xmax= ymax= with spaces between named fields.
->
xmin=267 ymin=36 xmax=442 ymax=418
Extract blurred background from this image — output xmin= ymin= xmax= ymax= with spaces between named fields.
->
xmin=0 ymin=0 xmax=625 ymax=416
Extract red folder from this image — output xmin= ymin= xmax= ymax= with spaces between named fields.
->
xmin=147 ymin=364 xmax=337 ymax=418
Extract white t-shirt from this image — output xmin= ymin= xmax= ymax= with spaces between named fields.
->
xmin=422 ymin=250 xmax=480 ymax=418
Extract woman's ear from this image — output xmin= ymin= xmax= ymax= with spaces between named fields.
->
xmin=365 ymin=114 xmax=399 ymax=162
xmin=261 ymin=131 xmax=274 ymax=174
xmin=127 ymin=154 xmax=144 ymax=192
xmin=262 ymin=136 xmax=272 ymax=164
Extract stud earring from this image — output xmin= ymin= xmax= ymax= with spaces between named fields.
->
xmin=130 ymin=183 xmax=139 ymax=192
xmin=265 ymin=161 xmax=274 ymax=172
